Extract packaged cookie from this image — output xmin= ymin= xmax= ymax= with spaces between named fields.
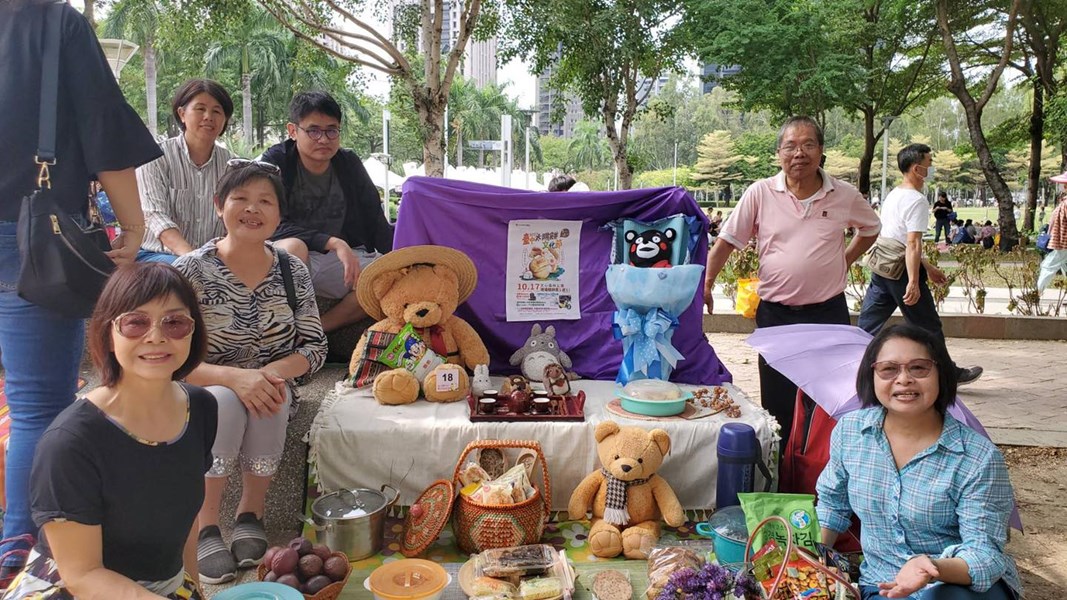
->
xmin=478 ymin=447 xmax=509 ymax=479
xmin=645 ymin=543 xmax=707 ymax=600
xmin=471 ymin=576 xmax=518 ymax=597
xmin=591 ymin=569 xmax=632 ymax=600
xmin=459 ymin=461 xmax=492 ymax=487
xmin=477 ymin=544 xmax=557 ymax=578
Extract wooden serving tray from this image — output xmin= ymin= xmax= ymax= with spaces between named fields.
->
xmin=467 ymin=391 xmax=586 ymax=422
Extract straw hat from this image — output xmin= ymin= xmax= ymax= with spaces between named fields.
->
xmin=356 ymin=245 xmax=478 ymax=321
xmin=1050 ymin=170 xmax=1067 ymax=184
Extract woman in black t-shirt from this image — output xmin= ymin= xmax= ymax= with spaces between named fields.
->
xmin=2 ymin=264 xmax=216 ymax=599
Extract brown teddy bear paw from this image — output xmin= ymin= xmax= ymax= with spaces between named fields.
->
xmin=588 ymin=523 xmax=623 ymax=558
xmin=422 ymin=365 xmax=470 ymax=403
xmin=621 ymin=526 xmax=658 ymax=560
xmin=373 ymin=369 xmax=421 ymax=405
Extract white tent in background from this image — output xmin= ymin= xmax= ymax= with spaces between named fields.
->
xmin=362 ymin=156 xmax=406 ymax=191
xmin=400 ymin=162 xmax=547 ymax=191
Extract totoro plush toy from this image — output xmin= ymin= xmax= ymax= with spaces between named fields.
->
xmin=509 ymin=324 xmax=577 ymax=381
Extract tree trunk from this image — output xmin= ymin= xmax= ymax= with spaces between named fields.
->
xmin=242 ymin=71 xmax=253 ymax=147
xmin=962 ymin=102 xmax=1018 ymax=249
xmin=1025 ymin=78 xmax=1043 ymax=232
xmin=82 ymin=0 xmax=95 ymax=28
xmin=415 ymin=94 xmax=445 ymax=177
xmin=858 ymin=108 xmax=877 ymax=198
xmin=602 ymin=114 xmax=633 ymax=190
xmin=143 ymin=42 xmax=158 ymax=136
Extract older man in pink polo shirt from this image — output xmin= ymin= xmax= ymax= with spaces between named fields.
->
xmin=703 ymin=116 xmax=881 ymax=448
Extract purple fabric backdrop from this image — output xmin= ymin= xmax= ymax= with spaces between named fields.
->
xmin=393 ymin=177 xmax=732 ymax=385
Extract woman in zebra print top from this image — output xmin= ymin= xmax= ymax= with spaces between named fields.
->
xmin=175 ymin=161 xmax=326 ymax=584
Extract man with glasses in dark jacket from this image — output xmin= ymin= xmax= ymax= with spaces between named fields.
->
xmin=264 ymin=91 xmax=394 ymax=333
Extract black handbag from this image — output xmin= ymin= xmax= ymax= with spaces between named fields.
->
xmin=16 ymin=2 xmax=114 ymax=319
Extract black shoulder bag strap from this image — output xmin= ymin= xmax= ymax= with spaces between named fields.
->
xmin=34 ymin=1 xmax=63 ymax=183
xmin=276 ymin=247 xmax=299 ymax=315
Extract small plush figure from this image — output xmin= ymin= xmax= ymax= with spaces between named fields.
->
xmin=509 ymin=324 xmax=576 ymax=381
xmin=350 ymin=245 xmax=490 ymax=405
xmin=625 ymin=228 xmax=676 ymax=268
xmin=471 ymin=364 xmax=492 ymax=398
xmin=542 ymin=363 xmax=571 ymax=397
xmin=568 ymin=421 xmax=684 ymax=559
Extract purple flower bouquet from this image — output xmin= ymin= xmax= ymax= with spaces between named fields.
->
xmin=655 ymin=562 xmax=763 ymax=600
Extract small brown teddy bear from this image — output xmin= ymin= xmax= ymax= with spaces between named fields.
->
xmin=568 ymin=421 xmax=684 ymax=559
xmin=350 ymin=245 xmax=490 ymax=405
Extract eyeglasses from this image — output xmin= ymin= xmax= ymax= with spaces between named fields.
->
xmin=871 ymin=358 xmax=937 ymax=380
xmin=296 ymin=125 xmax=341 ymax=141
xmin=113 ymin=312 xmax=196 ymax=340
xmin=226 ymin=158 xmax=280 ymax=174
xmin=778 ymin=142 xmax=821 ymax=157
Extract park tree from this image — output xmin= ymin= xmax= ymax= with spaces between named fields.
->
xmin=499 ymin=0 xmax=692 ymax=189
xmin=1004 ymin=0 xmax=1067 ymax=229
xmin=568 ymin=120 xmax=611 ymax=172
xmin=258 ymin=0 xmax=492 ymax=177
xmin=692 ymin=130 xmax=745 ymax=196
xmin=936 ymin=0 xmax=1022 ymax=248
xmin=101 ymin=0 xmax=165 ymax=136
xmin=687 ymin=0 xmax=944 ymax=196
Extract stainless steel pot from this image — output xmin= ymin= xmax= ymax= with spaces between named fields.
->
xmin=301 ymin=484 xmax=399 ymax=560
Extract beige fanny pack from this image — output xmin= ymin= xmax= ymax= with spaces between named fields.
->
xmin=864 ymin=237 xmax=907 ymax=280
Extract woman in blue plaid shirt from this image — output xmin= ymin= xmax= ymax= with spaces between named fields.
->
xmin=817 ymin=324 xmax=1021 ymax=600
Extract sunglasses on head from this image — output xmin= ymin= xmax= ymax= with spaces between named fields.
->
xmin=113 ymin=312 xmax=196 ymax=340
xmin=871 ymin=358 xmax=937 ymax=380
xmin=226 ymin=158 xmax=281 ymax=175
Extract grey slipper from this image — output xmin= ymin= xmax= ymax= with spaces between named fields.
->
xmin=231 ymin=512 xmax=268 ymax=568
xmin=197 ymin=525 xmax=236 ymax=584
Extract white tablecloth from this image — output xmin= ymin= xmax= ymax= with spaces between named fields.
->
xmin=308 ymin=380 xmax=779 ymax=511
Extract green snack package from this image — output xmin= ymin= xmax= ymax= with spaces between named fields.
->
xmin=737 ymin=492 xmax=821 ymax=554
xmin=379 ymin=323 xmax=444 ymax=380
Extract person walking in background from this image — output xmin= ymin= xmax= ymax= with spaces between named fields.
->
xmin=932 ymin=191 xmax=953 ymax=243
xmin=1037 ymin=191 xmax=1067 ymax=293
xmin=703 ymin=115 xmax=881 ymax=447
xmin=136 ymin=79 xmax=236 ymax=264
xmin=0 ymin=0 xmax=161 ymax=581
xmin=858 ymin=143 xmax=983 ymax=386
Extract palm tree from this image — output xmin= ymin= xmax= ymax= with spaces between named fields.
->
xmin=101 ymin=0 xmax=163 ymax=136
xmin=204 ymin=8 xmax=288 ymax=146
xmin=569 ymin=120 xmax=608 ymax=172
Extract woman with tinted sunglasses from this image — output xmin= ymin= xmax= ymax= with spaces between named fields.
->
xmin=174 ymin=162 xmax=326 ymax=584
xmin=816 ymin=324 xmax=1021 ymax=600
xmin=2 ymin=264 xmax=213 ymax=599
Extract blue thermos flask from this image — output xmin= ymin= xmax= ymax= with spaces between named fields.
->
xmin=716 ymin=423 xmax=773 ymax=508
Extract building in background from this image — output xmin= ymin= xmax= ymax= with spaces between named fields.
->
xmin=701 ymin=63 xmax=741 ymax=94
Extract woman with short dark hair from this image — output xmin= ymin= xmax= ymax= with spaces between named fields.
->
xmin=2 ymin=264 xmax=214 ymax=599
xmin=136 ymin=79 xmax=236 ymax=264
xmin=175 ymin=162 xmax=326 ymax=584
xmin=817 ymin=324 xmax=1021 ymax=600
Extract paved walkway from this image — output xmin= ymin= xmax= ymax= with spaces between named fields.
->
xmin=708 ymin=333 xmax=1067 ymax=448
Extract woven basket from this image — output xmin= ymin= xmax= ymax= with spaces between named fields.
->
xmin=451 ymin=439 xmax=552 ymax=554
xmin=256 ymin=550 xmax=352 ymax=600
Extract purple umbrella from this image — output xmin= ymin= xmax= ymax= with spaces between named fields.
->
xmin=746 ymin=323 xmax=1022 ymax=531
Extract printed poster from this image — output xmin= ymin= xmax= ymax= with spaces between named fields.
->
xmin=505 ymin=220 xmax=582 ymax=321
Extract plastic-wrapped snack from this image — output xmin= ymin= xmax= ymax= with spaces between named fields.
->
xmin=460 ymin=461 xmax=492 ymax=487
xmin=752 ymin=539 xmax=831 ymax=600
xmin=478 ymin=447 xmax=509 ymax=480
xmin=645 ymin=544 xmax=706 ymax=600
xmin=591 ymin=569 xmax=632 ymax=600
xmin=472 ymin=481 xmax=517 ymax=506
xmin=518 ymin=577 xmax=562 ymax=600
xmin=471 ymin=576 xmax=518 ymax=597
xmin=477 ymin=545 xmax=557 ymax=578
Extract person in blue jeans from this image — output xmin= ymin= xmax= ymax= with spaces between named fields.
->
xmin=932 ymin=191 xmax=953 ymax=244
xmin=817 ymin=324 xmax=1021 ymax=600
xmin=0 ymin=0 xmax=160 ymax=582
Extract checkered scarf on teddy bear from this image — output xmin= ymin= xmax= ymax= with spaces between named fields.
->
xmin=601 ymin=468 xmax=651 ymax=525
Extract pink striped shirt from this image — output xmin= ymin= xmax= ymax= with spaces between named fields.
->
xmin=720 ymin=170 xmax=881 ymax=306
